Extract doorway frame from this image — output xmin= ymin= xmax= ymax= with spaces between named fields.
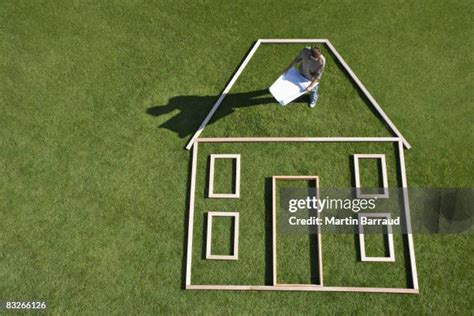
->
xmin=271 ymin=175 xmax=323 ymax=287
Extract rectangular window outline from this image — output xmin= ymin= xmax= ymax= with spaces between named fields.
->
xmin=208 ymin=154 xmax=241 ymax=198
xmin=353 ymin=154 xmax=389 ymax=198
xmin=358 ymin=212 xmax=395 ymax=262
xmin=206 ymin=211 xmax=240 ymax=260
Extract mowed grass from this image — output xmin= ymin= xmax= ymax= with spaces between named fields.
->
xmin=0 ymin=0 xmax=473 ymax=314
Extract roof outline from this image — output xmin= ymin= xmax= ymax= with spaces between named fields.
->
xmin=185 ymin=38 xmax=411 ymax=150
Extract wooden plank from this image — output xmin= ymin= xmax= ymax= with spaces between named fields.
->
xmin=324 ymin=40 xmax=411 ymax=149
xmin=235 ymin=155 xmax=241 ymax=198
xmin=185 ymin=40 xmax=262 ymax=150
xmin=187 ymin=284 xmax=419 ymax=294
xmin=259 ymin=38 xmax=328 ymax=44
xmin=208 ymin=153 xmax=215 ymax=197
xmin=398 ymin=141 xmax=419 ymax=289
xmin=205 ymin=211 xmax=213 ymax=259
xmin=234 ymin=212 xmax=240 ymax=260
xmin=185 ymin=143 xmax=198 ymax=286
xmin=316 ymin=176 xmax=323 ymax=286
xmin=272 ymin=176 xmax=277 ymax=285
xmin=273 ymin=175 xmax=322 ymax=180
xmin=275 ymin=283 xmax=323 ymax=287
xmin=198 ymin=137 xmax=400 ymax=143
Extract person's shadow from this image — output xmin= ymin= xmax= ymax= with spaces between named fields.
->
xmin=146 ymin=88 xmax=307 ymax=138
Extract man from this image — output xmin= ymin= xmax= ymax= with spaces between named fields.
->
xmin=283 ymin=46 xmax=326 ymax=108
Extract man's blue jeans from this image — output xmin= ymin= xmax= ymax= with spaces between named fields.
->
xmin=309 ymin=84 xmax=319 ymax=105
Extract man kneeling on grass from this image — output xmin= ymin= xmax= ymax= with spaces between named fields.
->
xmin=283 ymin=46 xmax=326 ymax=108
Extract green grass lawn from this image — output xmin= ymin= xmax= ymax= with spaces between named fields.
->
xmin=1 ymin=0 xmax=473 ymax=314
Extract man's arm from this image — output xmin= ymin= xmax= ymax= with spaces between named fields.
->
xmin=305 ymin=78 xmax=320 ymax=92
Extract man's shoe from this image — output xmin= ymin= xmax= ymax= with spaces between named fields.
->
xmin=309 ymin=101 xmax=317 ymax=108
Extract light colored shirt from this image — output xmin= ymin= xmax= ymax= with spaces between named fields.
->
xmin=294 ymin=47 xmax=326 ymax=81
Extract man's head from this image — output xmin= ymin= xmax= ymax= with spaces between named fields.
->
xmin=310 ymin=47 xmax=321 ymax=60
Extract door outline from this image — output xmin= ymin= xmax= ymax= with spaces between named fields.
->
xmin=271 ymin=176 xmax=323 ymax=286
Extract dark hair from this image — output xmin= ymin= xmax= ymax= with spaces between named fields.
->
xmin=311 ymin=46 xmax=321 ymax=58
